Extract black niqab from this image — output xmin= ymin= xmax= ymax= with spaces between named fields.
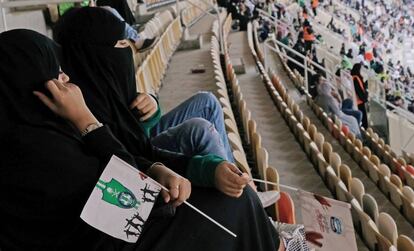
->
xmin=55 ymin=7 xmax=188 ymax=173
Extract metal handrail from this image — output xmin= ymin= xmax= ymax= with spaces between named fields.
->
xmin=263 ymin=38 xmax=358 ymax=105
xmin=0 ymin=0 xmax=82 ymax=7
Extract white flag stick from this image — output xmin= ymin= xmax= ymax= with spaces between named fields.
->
xmin=183 ymin=200 xmax=237 ymax=238
xmin=158 ymin=185 xmax=237 ymax=238
xmin=251 ymin=178 xmax=299 ymax=191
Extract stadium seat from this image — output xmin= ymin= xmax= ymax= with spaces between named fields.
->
xmin=378 ymin=212 xmax=398 ymax=246
xmin=350 ymin=178 xmax=365 ymax=205
xmin=362 ymin=194 xmax=379 ymax=224
xmin=397 ymin=235 xmax=414 ymax=251
xmin=339 ymin=164 xmax=352 ymax=189
xmin=277 ymin=192 xmax=296 ymax=224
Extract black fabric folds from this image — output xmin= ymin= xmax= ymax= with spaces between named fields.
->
xmin=0 ymin=29 xmax=60 ymax=130
xmin=0 ymin=29 xmax=135 ymax=250
xmin=97 ymin=0 xmax=136 ymax=25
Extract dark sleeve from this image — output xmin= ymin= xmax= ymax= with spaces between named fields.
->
xmin=353 ymin=78 xmax=367 ymax=102
xmin=148 ymin=146 xmax=191 ymax=176
xmin=82 ymin=125 xmax=137 ymax=167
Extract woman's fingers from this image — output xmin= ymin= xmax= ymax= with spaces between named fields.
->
xmin=172 ymin=179 xmax=191 ymax=207
xmin=168 ymin=182 xmax=180 ymax=201
xmin=140 ymin=106 xmax=157 ymax=121
xmin=33 ymin=91 xmax=57 ymax=112
xmin=222 ymin=186 xmax=244 ymax=197
xmin=139 ymin=101 xmax=154 ymax=115
xmin=160 ymin=190 xmax=170 ymax=203
xmin=45 ymin=80 xmax=62 ymax=100
xmin=130 ymin=95 xmax=146 ymax=109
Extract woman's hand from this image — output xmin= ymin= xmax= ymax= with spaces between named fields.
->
xmin=33 ymin=79 xmax=98 ymax=132
xmin=147 ymin=164 xmax=191 ymax=207
xmin=215 ymin=162 xmax=250 ymax=198
xmin=130 ymin=93 xmax=158 ymax=121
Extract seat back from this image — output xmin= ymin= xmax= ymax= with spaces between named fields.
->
xmin=378 ymin=212 xmax=398 ymax=246
xmin=314 ymin=132 xmax=325 ymax=151
xmin=302 ymin=116 xmax=310 ymax=131
xmin=308 ymin=124 xmax=317 ymax=140
xmin=329 ymin=152 xmax=341 ymax=175
xmin=362 ymin=193 xmax=379 ymax=224
xmin=370 ymin=155 xmax=381 ymax=167
xmin=390 ymin=174 xmax=403 ymax=189
xmin=375 ymin=231 xmax=395 ymax=251
xmin=256 ymin=147 xmax=269 ymax=180
xmin=402 ymin=186 xmax=414 ymax=203
xmin=350 ymin=177 xmax=365 ymax=205
xmin=339 ymin=164 xmax=352 ymax=189
xmin=397 ymin=235 xmax=414 ymax=251
xmin=277 ymin=191 xmax=296 ymax=224
xmin=322 ymin=142 xmax=332 ymax=161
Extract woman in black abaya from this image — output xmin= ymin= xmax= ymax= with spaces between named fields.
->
xmin=54 ymin=7 xmax=284 ymax=251
xmin=0 ymin=29 xmax=140 ymax=250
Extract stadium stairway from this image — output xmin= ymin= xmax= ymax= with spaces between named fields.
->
xmin=157 ymin=14 xmax=217 ymax=110
xmin=227 ymin=31 xmax=331 ymax=197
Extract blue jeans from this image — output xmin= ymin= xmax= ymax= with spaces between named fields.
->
xmin=150 ymin=92 xmax=234 ymax=162
xmin=342 ymin=98 xmax=363 ymax=126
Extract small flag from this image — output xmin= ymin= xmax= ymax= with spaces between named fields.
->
xmin=81 ymin=155 xmax=161 ymax=243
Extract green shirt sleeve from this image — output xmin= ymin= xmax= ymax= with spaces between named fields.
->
xmin=186 ymin=154 xmax=226 ymax=187
xmin=140 ymin=105 xmax=161 ymax=137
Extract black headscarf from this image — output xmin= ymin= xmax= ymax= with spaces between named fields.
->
xmin=55 ymin=7 xmax=188 ymax=173
xmin=97 ymin=0 xmax=136 ymax=25
xmin=350 ymin=63 xmax=363 ymax=78
xmin=0 ymin=29 xmax=73 ymax=136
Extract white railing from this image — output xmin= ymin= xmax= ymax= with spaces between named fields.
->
xmin=264 ymin=38 xmax=358 ymax=106
xmin=0 ymin=0 xmax=83 ymax=31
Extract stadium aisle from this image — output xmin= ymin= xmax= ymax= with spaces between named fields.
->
xmin=228 ymin=31 xmax=331 ymax=196
xmin=232 ymin=36 xmax=369 ymax=249
xmin=263 ymin=42 xmax=414 ymax=240
xmin=158 ymin=14 xmax=217 ymax=111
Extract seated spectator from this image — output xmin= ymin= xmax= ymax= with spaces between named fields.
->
xmin=87 ymin=1 xmax=157 ymax=52
xmin=280 ymin=32 xmax=292 ymax=46
xmin=309 ymin=73 xmax=323 ymax=98
xmin=55 ymin=7 xmax=280 ymax=206
xmin=341 ymin=98 xmax=363 ymax=126
xmin=0 ymin=28 xmax=310 ymax=251
xmin=316 ymin=82 xmax=361 ymax=138
xmin=340 ymin=43 xmax=346 ymax=56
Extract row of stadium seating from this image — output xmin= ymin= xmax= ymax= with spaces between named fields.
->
xmin=276 ymin=32 xmax=414 ymax=228
xmin=248 ymin=18 xmax=414 ymax=250
xmin=212 ymin=13 xmax=295 ymax=223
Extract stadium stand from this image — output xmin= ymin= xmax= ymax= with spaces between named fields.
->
xmin=2 ymin=0 xmax=414 ymax=250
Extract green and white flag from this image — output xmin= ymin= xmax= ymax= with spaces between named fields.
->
xmin=81 ymin=155 xmax=161 ymax=243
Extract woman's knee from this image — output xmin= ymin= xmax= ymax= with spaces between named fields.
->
xmin=193 ymin=92 xmax=220 ymax=109
xmin=181 ymin=118 xmax=216 ymax=135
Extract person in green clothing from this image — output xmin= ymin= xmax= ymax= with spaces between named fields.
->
xmin=280 ymin=32 xmax=292 ymax=46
